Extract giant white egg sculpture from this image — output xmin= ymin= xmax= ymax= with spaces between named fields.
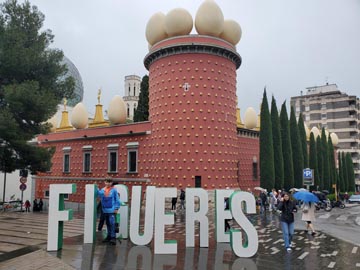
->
xmin=195 ymin=0 xmax=224 ymax=37
xmin=330 ymin=132 xmax=339 ymax=146
xmin=108 ymin=95 xmax=127 ymax=125
xmin=310 ymin=126 xmax=320 ymax=139
xmin=304 ymin=123 xmax=310 ymax=141
xmin=244 ymin=107 xmax=257 ymax=129
xmin=219 ymin=19 xmax=242 ymax=45
xmin=48 ymin=114 xmax=58 ymax=132
xmin=165 ymin=8 xmax=193 ymax=37
xmin=71 ymin=103 xmax=88 ymax=129
xmin=146 ymin=12 xmax=168 ymax=46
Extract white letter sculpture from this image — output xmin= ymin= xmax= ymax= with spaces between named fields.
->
xmin=47 ymin=184 xmax=76 ymax=251
xmin=215 ymin=189 xmax=234 ymax=242
xmin=84 ymin=184 xmax=97 ymax=243
xmin=154 ymin=188 xmax=177 ymax=254
xmin=230 ymin=191 xmax=258 ymax=257
xmin=185 ymin=188 xmax=209 ymax=247
xmin=130 ymin=186 xmax=156 ymax=245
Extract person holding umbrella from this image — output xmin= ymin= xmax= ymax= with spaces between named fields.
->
xmin=293 ymin=190 xmax=319 ymax=236
xmin=301 ymin=201 xmax=316 ymax=235
xmin=277 ymin=192 xmax=297 ymax=252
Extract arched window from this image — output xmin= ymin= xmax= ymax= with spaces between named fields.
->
xmin=127 ymin=104 xmax=130 ymax=117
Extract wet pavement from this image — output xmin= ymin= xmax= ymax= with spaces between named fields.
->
xmin=0 ymin=205 xmax=359 ymax=269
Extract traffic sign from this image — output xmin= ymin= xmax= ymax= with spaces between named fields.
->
xmin=303 ymin=168 xmax=314 ymax=186
xmin=19 ymin=183 xmax=27 ymax=191
xmin=20 ymin=177 xmax=27 ymax=184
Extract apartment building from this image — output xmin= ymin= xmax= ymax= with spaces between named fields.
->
xmin=290 ymin=83 xmax=360 ymax=190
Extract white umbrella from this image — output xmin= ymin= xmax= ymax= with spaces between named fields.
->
xmin=254 ymin=187 xmax=266 ymax=192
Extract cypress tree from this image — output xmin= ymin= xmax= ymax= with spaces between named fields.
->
xmin=290 ymin=107 xmax=304 ymax=188
xmin=338 ymin=152 xmax=345 ymax=192
xmin=342 ymin=152 xmax=348 ymax=191
xmin=280 ymin=102 xmax=294 ymax=191
xmin=327 ymin=136 xmax=336 ymax=190
xmin=270 ymin=96 xmax=284 ymax=190
xmin=298 ymin=113 xmax=308 ymax=168
xmin=346 ymin=153 xmax=355 ymax=192
xmin=133 ymin=75 xmax=149 ymax=122
xmin=259 ymin=89 xmax=275 ymax=191
xmin=309 ymin=133 xmax=319 ymax=190
xmin=316 ymin=136 xmax=323 ymax=190
xmin=321 ymin=128 xmax=330 ymax=191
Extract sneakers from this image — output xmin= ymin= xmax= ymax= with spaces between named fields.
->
xmin=286 ymin=247 xmax=292 ymax=252
xmin=311 ymin=231 xmax=316 ymax=236
xmin=102 ymin=237 xmax=111 ymax=243
xmin=109 ymin=238 xmax=116 ymax=245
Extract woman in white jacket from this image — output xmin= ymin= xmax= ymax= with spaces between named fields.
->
xmin=301 ymin=202 xmax=316 ymax=235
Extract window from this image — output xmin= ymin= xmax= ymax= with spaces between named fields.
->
xmin=127 ymin=104 xmax=130 ymax=117
xmin=128 ymin=86 xmax=131 ymax=95
xmin=252 ymin=156 xmax=258 ymax=180
xmin=108 ymin=144 xmax=119 ymax=173
xmin=44 ymin=190 xmax=68 ymax=200
xmin=82 ymin=145 xmax=93 ymax=173
xmin=134 ymin=85 xmax=136 ymax=96
xmin=83 ymin=153 xmax=91 ymax=172
xmin=126 ymin=142 xmax=139 ymax=173
xmin=133 ymin=107 xmax=136 ymax=117
xmin=62 ymin=146 xmax=71 ymax=173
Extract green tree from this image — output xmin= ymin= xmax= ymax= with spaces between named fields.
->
xmin=290 ymin=107 xmax=304 ymax=188
xmin=341 ymin=152 xmax=348 ymax=191
xmin=309 ymin=133 xmax=319 ymax=189
xmin=270 ymin=96 xmax=284 ymax=190
xmin=280 ymin=102 xmax=293 ymax=190
xmin=346 ymin=153 xmax=355 ymax=192
xmin=0 ymin=0 xmax=74 ymax=174
xmin=133 ymin=75 xmax=149 ymax=122
xmin=338 ymin=152 xmax=345 ymax=192
xmin=259 ymin=89 xmax=275 ymax=191
xmin=321 ymin=128 xmax=330 ymax=191
xmin=327 ymin=136 xmax=336 ymax=189
xmin=298 ymin=113 xmax=308 ymax=168
xmin=316 ymin=136 xmax=323 ymax=189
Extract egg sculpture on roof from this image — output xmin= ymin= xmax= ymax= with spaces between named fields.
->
xmin=108 ymin=95 xmax=127 ymax=125
xmin=71 ymin=102 xmax=88 ymax=129
xmin=244 ymin=107 xmax=257 ymax=129
xmin=330 ymin=132 xmax=339 ymax=146
xmin=310 ymin=126 xmax=320 ymax=139
xmin=195 ymin=0 xmax=224 ymax=37
xmin=47 ymin=114 xmax=58 ymax=132
xmin=219 ymin=19 xmax=242 ymax=45
xmin=146 ymin=12 xmax=168 ymax=46
xmin=165 ymin=8 xmax=193 ymax=37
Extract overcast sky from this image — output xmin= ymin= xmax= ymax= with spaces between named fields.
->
xmin=28 ymin=0 xmax=360 ymax=116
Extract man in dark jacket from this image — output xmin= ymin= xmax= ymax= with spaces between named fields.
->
xmin=277 ymin=192 xmax=297 ymax=252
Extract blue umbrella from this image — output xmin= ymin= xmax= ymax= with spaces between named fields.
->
xmin=293 ymin=191 xmax=319 ymax=203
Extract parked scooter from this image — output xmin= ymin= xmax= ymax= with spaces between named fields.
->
xmin=315 ymin=199 xmax=332 ymax=211
xmin=331 ymin=200 xmax=345 ymax=209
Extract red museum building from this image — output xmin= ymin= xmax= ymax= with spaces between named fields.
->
xmin=35 ymin=35 xmax=260 ymax=204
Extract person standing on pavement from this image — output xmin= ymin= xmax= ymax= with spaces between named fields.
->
xmin=260 ymin=190 xmax=267 ymax=213
xmin=96 ymin=178 xmax=121 ymax=245
xmin=277 ymin=192 xmax=297 ymax=252
xmin=301 ymin=202 xmax=316 ymax=235
xmin=171 ymin=195 xmax=178 ymax=211
xmin=38 ymin=198 xmax=44 ymax=211
xmin=24 ymin=200 xmax=31 ymax=212
xmin=180 ymin=189 xmax=185 ymax=209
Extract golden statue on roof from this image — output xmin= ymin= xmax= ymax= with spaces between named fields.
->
xmin=97 ymin=88 xmax=102 ymax=104
xmin=63 ymin=97 xmax=67 ymax=111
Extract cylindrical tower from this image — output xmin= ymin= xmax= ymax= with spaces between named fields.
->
xmin=144 ymin=35 xmax=241 ymax=189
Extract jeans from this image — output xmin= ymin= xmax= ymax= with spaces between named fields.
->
xmin=281 ymin=221 xmax=294 ymax=249
xmin=104 ymin=213 xmax=116 ymax=239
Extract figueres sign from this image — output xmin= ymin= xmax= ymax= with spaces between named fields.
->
xmin=47 ymin=184 xmax=259 ymax=257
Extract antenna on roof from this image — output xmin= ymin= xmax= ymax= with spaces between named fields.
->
xmin=325 ymin=76 xmax=329 ymax=85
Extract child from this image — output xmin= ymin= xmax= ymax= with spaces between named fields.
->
xmin=96 ymin=178 xmax=121 ymax=245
